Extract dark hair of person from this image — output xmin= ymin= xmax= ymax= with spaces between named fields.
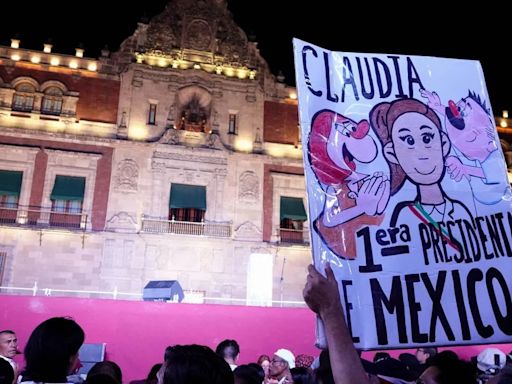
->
xmin=22 ymin=317 xmax=85 ymax=383
xmin=0 ymin=330 xmax=15 ymax=336
xmin=86 ymin=361 xmax=122 ymax=384
xmin=233 ymin=364 xmax=261 ymax=384
xmin=146 ymin=363 xmax=162 ymax=381
xmin=426 ymin=350 xmax=476 ymax=384
xmin=85 ymin=374 xmax=118 ymax=384
xmin=215 ymin=339 xmax=240 ymax=360
xmin=246 ymin=363 xmax=264 ymax=381
xmin=422 ymin=347 xmax=438 ymax=357
xmin=256 ymin=354 xmax=270 ymax=365
xmin=399 ymin=352 xmax=421 ymax=379
xmin=291 ymin=367 xmax=314 ymax=384
xmin=163 ymin=346 xmax=173 ymax=362
xmin=163 ymin=344 xmax=233 ymax=384
xmin=373 ymin=352 xmax=390 ymax=363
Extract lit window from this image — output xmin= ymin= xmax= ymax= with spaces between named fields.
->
xmin=0 ymin=170 xmax=22 ymax=224
xmin=51 ymin=199 xmax=83 ymax=214
xmin=12 ymin=83 xmax=35 ymax=112
xmin=169 ymin=184 xmax=206 ymax=223
xmin=169 ymin=208 xmax=205 ymax=223
xmin=228 ymin=113 xmax=237 ymax=134
xmin=0 ymin=195 xmax=18 ymax=209
xmin=41 ymin=87 xmax=63 ymax=115
xmin=50 ymin=175 xmax=85 ymax=228
xmin=148 ymin=103 xmax=157 ymax=125
xmin=279 ymin=196 xmax=307 ymax=243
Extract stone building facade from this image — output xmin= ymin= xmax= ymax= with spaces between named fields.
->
xmin=1 ymin=0 xmax=509 ymax=305
xmin=0 ymin=0 xmax=311 ymax=305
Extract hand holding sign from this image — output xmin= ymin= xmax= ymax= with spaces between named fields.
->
xmin=303 ymin=263 xmax=372 ymax=384
xmin=303 ymin=263 xmax=342 ymax=318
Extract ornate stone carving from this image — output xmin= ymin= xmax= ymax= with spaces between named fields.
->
xmin=144 ymin=8 xmax=182 ymax=52
xmin=238 ymin=171 xmax=259 ymax=202
xmin=119 ymin=0 xmax=263 ymax=74
xmin=186 ymin=20 xmax=212 ymax=50
xmin=106 ymin=212 xmax=138 ymax=233
xmin=234 ymin=221 xmax=262 ymax=241
xmin=153 ymin=151 xmax=228 ymax=165
xmin=115 ymin=159 xmax=139 ymax=192
xmin=206 ymin=133 xmax=218 ymax=148
xmin=159 ymin=128 xmax=180 ymax=145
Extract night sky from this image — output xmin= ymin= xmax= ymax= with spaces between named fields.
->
xmin=1 ymin=1 xmax=509 ymax=114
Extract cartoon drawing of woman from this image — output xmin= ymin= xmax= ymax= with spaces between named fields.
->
xmin=369 ymin=98 xmax=473 ymax=229
xmin=308 ymin=109 xmax=390 ymax=260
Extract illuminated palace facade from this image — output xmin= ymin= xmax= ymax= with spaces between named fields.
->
xmin=1 ymin=0 xmax=510 ymax=304
xmin=0 ymin=0 xmax=310 ymax=304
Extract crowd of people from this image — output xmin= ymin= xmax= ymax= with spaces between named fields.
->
xmin=1 ymin=264 xmax=511 ymax=384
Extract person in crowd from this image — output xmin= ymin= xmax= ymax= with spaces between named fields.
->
xmin=145 ymin=363 xmax=162 ymax=384
xmin=246 ymin=363 xmax=265 ymax=382
xmin=162 ymin=344 xmax=233 ymax=384
xmin=85 ymin=361 xmax=122 ymax=384
xmin=290 ymin=367 xmax=314 ymax=384
xmin=233 ymin=364 xmax=262 ymax=384
xmin=129 ymin=363 xmax=161 ymax=384
xmin=0 ymin=330 xmax=18 ymax=384
xmin=476 ymin=348 xmax=507 ymax=383
xmin=215 ymin=339 xmax=240 ymax=371
xmin=20 ymin=317 xmax=85 ymax=384
xmin=257 ymin=355 xmax=271 ymax=380
xmin=398 ymin=352 xmax=422 ymax=379
xmin=295 ymin=354 xmax=314 ymax=370
xmin=373 ymin=355 xmax=416 ymax=382
xmin=268 ymin=349 xmax=294 ymax=384
xmin=418 ymin=351 xmax=475 ymax=384
xmin=416 ymin=348 xmax=438 ymax=365
xmin=373 ymin=353 xmax=390 ymax=364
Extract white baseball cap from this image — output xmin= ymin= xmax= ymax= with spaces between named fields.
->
xmin=477 ymin=348 xmax=506 ymax=372
xmin=274 ymin=348 xmax=295 ymax=369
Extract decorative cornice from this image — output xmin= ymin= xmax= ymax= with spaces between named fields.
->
xmin=152 ymin=150 xmax=227 ymax=165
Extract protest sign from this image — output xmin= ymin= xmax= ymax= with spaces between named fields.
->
xmin=293 ymin=38 xmax=512 ymax=349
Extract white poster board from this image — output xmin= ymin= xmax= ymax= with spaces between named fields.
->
xmin=293 ymin=38 xmax=512 ymax=349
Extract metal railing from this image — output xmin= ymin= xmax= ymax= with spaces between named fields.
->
xmin=0 ymin=283 xmax=306 ymax=307
xmin=141 ymin=216 xmax=232 ymax=238
xmin=0 ymin=205 xmax=87 ymax=231
xmin=279 ymin=228 xmax=310 ymax=244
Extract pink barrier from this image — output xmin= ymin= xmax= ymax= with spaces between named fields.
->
xmin=0 ymin=295 xmax=317 ymax=382
xmin=1 ymin=295 xmax=510 ymax=382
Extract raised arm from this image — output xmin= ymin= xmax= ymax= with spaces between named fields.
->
xmin=303 ymin=264 xmax=371 ymax=384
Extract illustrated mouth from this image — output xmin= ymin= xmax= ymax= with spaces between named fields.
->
xmin=342 ymin=144 xmax=356 ymax=171
xmin=466 ymin=134 xmax=477 ymax=143
xmin=445 ymin=106 xmax=465 ymax=130
xmin=414 ymin=166 xmax=436 ymax=175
